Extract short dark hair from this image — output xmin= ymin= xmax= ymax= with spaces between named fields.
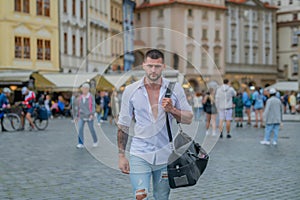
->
xmin=223 ymin=79 xmax=229 ymax=84
xmin=145 ymin=49 xmax=164 ymax=63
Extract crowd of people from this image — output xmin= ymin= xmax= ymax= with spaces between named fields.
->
xmin=190 ymin=80 xmax=300 ymax=142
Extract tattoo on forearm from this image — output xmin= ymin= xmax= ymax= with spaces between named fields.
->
xmin=117 ymin=126 xmax=129 ymax=154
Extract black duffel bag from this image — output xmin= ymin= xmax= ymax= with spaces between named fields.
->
xmin=165 ymin=82 xmax=209 ymax=189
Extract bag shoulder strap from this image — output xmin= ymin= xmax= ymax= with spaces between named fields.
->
xmin=165 ymin=82 xmax=176 ymax=143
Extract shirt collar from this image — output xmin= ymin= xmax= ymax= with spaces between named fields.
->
xmin=137 ymin=76 xmax=170 ymax=90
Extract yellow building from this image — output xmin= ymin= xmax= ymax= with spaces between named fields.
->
xmin=0 ymin=0 xmax=60 ymax=73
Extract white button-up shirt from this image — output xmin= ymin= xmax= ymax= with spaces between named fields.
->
xmin=118 ymin=77 xmax=192 ymax=165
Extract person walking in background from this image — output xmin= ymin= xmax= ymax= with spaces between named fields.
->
xmin=44 ymin=94 xmax=52 ymax=119
xmin=242 ymin=86 xmax=252 ymax=125
xmin=215 ymin=79 xmax=236 ymax=138
xmin=233 ymin=91 xmax=244 ymax=127
xmin=101 ymin=91 xmax=110 ymax=121
xmin=20 ymin=87 xmax=36 ymax=131
xmin=203 ymin=88 xmax=218 ymax=135
xmin=252 ymin=87 xmax=264 ymax=128
xmin=281 ymin=91 xmax=289 ymax=114
xmin=95 ymin=91 xmax=103 ymax=126
xmin=289 ymin=91 xmax=296 ymax=114
xmin=260 ymin=88 xmax=282 ymax=145
xmin=110 ymin=90 xmax=120 ymax=125
xmin=75 ymin=83 xmax=98 ymax=149
xmin=193 ymin=92 xmax=203 ymax=121
xmin=0 ymin=88 xmax=12 ymax=132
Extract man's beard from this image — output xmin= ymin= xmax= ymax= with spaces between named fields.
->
xmin=146 ymin=73 xmax=162 ymax=82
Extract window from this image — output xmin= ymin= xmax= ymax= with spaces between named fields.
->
xmin=111 ymin=5 xmax=114 ymax=21
xmin=188 ymin=9 xmax=193 ymax=17
xmin=44 ymin=0 xmax=50 ymax=17
xmin=214 ymin=53 xmax=220 ymax=67
xmin=15 ymin=0 xmax=21 ymax=12
xmin=37 ymin=39 xmax=43 ymax=60
xmin=23 ymin=0 xmax=29 ymax=13
xmin=23 ymin=38 xmax=30 ymax=59
xmin=188 ymin=28 xmax=193 ymax=38
xmin=115 ymin=7 xmax=118 ymax=22
xmin=80 ymin=37 xmax=83 ymax=57
xmin=215 ymin=30 xmax=220 ymax=41
xmin=265 ymin=49 xmax=269 ymax=64
xmin=253 ymin=52 xmax=257 ymax=64
xmin=292 ymin=55 xmax=298 ymax=74
xmin=14 ymin=37 xmax=30 ymax=59
xmin=72 ymin=35 xmax=76 ymax=56
xmin=137 ymin=13 xmax=141 ymax=21
xmin=232 ymin=49 xmax=236 ymax=63
xmin=292 ymin=28 xmax=298 ymax=46
xmin=289 ymin=0 xmax=293 ymax=5
xmin=265 ymin=30 xmax=269 ymax=43
xmin=201 ymin=53 xmax=207 ymax=67
xmin=72 ymin=0 xmax=76 ymax=16
xmin=293 ymin=13 xmax=298 ymax=20
xmin=80 ymin=1 xmax=84 ymax=19
xmin=15 ymin=0 xmax=29 ymax=13
xmin=202 ymin=11 xmax=208 ymax=20
xmin=45 ymin=40 xmax=51 ymax=60
xmin=63 ymin=0 xmax=67 ymax=13
xmin=245 ymin=52 xmax=248 ymax=64
xmin=277 ymin=1 xmax=281 ymax=6
xmin=14 ymin=37 xmax=22 ymax=58
xmin=187 ymin=51 xmax=193 ymax=68
xmin=37 ymin=0 xmax=50 ymax=17
xmin=245 ymin=28 xmax=249 ymax=41
xmin=202 ymin=29 xmax=207 ymax=40
xmin=231 ymin=27 xmax=236 ymax=40
xmin=64 ymin=33 xmax=68 ymax=54
xmin=216 ymin=12 xmax=221 ymax=21
xmin=37 ymin=39 xmax=51 ymax=60
xmin=158 ymin=9 xmax=163 ymax=18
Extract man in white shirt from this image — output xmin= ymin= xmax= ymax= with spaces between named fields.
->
xmin=215 ymin=79 xmax=236 ymax=138
xmin=117 ymin=49 xmax=193 ymax=200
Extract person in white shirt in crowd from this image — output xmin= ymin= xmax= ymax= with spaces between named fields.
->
xmin=215 ymin=79 xmax=236 ymax=138
xmin=193 ymin=92 xmax=203 ymax=121
xmin=260 ymin=88 xmax=282 ymax=145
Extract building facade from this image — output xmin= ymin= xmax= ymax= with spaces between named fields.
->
xmin=109 ymin=0 xmax=124 ymax=73
xmin=59 ymin=0 xmax=87 ymax=73
xmin=88 ymin=0 xmax=111 ymax=73
xmin=225 ymin=0 xmax=278 ymax=87
xmin=276 ymin=0 xmax=300 ymax=81
xmin=0 ymin=0 xmax=60 ymax=73
xmin=134 ymin=0 xmax=227 ymax=91
xmin=123 ymin=0 xmax=136 ymax=71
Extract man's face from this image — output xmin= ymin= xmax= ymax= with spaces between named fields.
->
xmin=143 ymin=57 xmax=165 ymax=82
xmin=5 ymin=92 xmax=10 ymax=97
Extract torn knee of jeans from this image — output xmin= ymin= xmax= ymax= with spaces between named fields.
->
xmin=161 ymin=171 xmax=168 ymax=179
xmin=135 ymin=189 xmax=147 ymax=200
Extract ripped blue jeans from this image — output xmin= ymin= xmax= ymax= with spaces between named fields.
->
xmin=129 ymin=155 xmax=170 ymax=200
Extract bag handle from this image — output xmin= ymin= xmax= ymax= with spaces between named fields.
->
xmin=165 ymin=82 xmax=176 ymax=143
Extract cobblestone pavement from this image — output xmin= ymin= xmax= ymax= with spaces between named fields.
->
xmin=0 ymin=118 xmax=299 ymax=200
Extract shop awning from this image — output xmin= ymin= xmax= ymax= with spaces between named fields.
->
xmin=0 ymin=71 xmax=33 ymax=85
xmin=41 ymin=73 xmax=99 ymax=91
xmin=31 ymin=73 xmax=56 ymax=89
xmin=40 ymin=73 xmax=115 ymax=92
xmin=104 ymin=73 xmax=136 ymax=90
xmin=266 ymin=81 xmax=299 ymax=91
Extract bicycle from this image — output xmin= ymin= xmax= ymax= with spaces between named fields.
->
xmin=0 ymin=108 xmax=21 ymax=132
xmin=31 ymin=104 xmax=49 ymax=130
